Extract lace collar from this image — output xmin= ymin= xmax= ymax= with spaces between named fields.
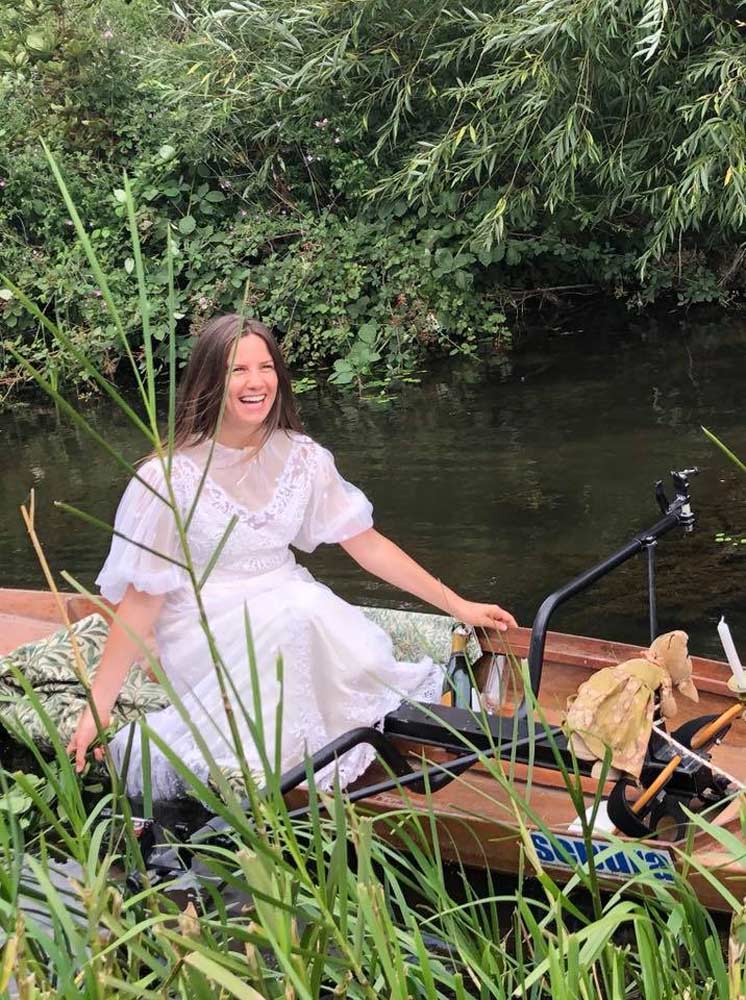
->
xmin=206 ymin=439 xmax=261 ymax=469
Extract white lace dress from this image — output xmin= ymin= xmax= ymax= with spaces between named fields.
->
xmin=96 ymin=431 xmax=441 ymax=799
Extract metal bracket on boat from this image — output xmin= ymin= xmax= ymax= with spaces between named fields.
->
xmin=642 ymin=538 xmax=658 ymax=643
xmin=276 ymin=726 xmax=416 ymax=793
xmin=607 ymin=707 xmax=735 ymax=840
xmin=521 ymin=466 xmax=699 ymax=712
xmin=275 ymin=720 xmax=485 ymax=799
xmin=669 ymin=713 xmax=735 ymax=755
xmin=607 ymin=779 xmax=691 ymax=841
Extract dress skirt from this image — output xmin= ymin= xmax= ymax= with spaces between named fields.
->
xmin=110 ymin=560 xmax=442 ymax=800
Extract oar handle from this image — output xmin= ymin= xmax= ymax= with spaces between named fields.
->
xmin=690 ymin=701 xmax=743 ymax=749
xmin=631 ymin=701 xmax=744 ymax=816
xmin=631 ymin=755 xmax=681 ymax=814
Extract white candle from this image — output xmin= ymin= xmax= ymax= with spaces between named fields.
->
xmin=718 ymin=616 xmax=746 ymax=688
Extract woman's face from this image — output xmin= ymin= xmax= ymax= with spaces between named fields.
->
xmin=220 ymin=334 xmax=279 ymax=444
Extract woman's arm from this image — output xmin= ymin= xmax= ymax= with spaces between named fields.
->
xmin=67 ymin=585 xmax=165 ymax=773
xmin=340 ymin=528 xmax=517 ymax=631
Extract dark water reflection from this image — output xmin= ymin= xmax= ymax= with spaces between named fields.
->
xmin=2 ymin=307 xmax=746 ymax=660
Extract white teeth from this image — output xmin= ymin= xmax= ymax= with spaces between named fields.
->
xmin=240 ymin=395 xmax=265 ymax=403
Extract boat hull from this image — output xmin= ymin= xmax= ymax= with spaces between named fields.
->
xmin=2 ymin=587 xmax=745 ymax=913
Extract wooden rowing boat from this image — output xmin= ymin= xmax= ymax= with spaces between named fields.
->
xmin=2 ymin=585 xmax=745 ymax=914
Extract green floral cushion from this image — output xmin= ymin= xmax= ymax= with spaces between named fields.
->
xmin=0 ymin=614 xmax=168 ymax=751
xmin=361 ymin=606 xmax=483 ymax=665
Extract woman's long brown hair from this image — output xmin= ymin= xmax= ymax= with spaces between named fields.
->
xmin=170 ymin=314 xmax=304 ymax=451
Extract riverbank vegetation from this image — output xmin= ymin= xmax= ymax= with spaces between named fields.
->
xmin=1 ymin=0 xmax=746 ymax=393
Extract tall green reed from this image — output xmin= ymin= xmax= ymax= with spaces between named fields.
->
xmin=703 ymin=426 xmax=746 ymax=477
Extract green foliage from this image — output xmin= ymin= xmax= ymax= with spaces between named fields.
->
xmin=2 ymin=0 xmax=746 ymax=394
xmin=176 ymin=0 xmax=746 ymax=274
xmin=715 ymin=531 xmax=746 ymax=548
xmin=0 ymin=769 xmax=55 ymax=833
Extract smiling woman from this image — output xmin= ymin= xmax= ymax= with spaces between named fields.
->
xmin=169 ymin=315 xmax=305 ymax=452
xmin=224 ymin=336 xmax=279 ymax=438
xmin=65 ymin=313 xmax=517 ymax=798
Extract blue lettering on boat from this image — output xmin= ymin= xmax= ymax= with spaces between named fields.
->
xmin=532 ymin=833 xmax=555 ymax=864
xmin=600 ymin=850 xmax=632 ymax=876
xmin=529 ymin=832 xmax=674 ymax=883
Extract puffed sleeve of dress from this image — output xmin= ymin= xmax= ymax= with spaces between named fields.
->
xmin=292 ymin=442 xmax=374 ymax=553
xmin=96 ymin=459 xmax=188 ymax=603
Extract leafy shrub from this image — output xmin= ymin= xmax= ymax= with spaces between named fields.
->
xmin=1 ymin=0 xmax=745 ymax=395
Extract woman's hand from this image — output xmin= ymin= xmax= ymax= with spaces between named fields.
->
xmin=64 ymin=585 xmax=165 ymax=775
xmin=67 ymin=704 xmax=110 ymax=774
xmin=452 ymin=599 xmax=518 ymax=632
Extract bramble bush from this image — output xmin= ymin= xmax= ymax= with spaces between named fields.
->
xmin=1 ymin=0 xmax=745 ymax=396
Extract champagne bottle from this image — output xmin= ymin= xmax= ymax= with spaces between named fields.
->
xmin=441 ymin=624 xmax=471 ymax=709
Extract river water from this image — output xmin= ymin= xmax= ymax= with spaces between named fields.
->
xmin=1 ymin=307 xmax=745 ymax=660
